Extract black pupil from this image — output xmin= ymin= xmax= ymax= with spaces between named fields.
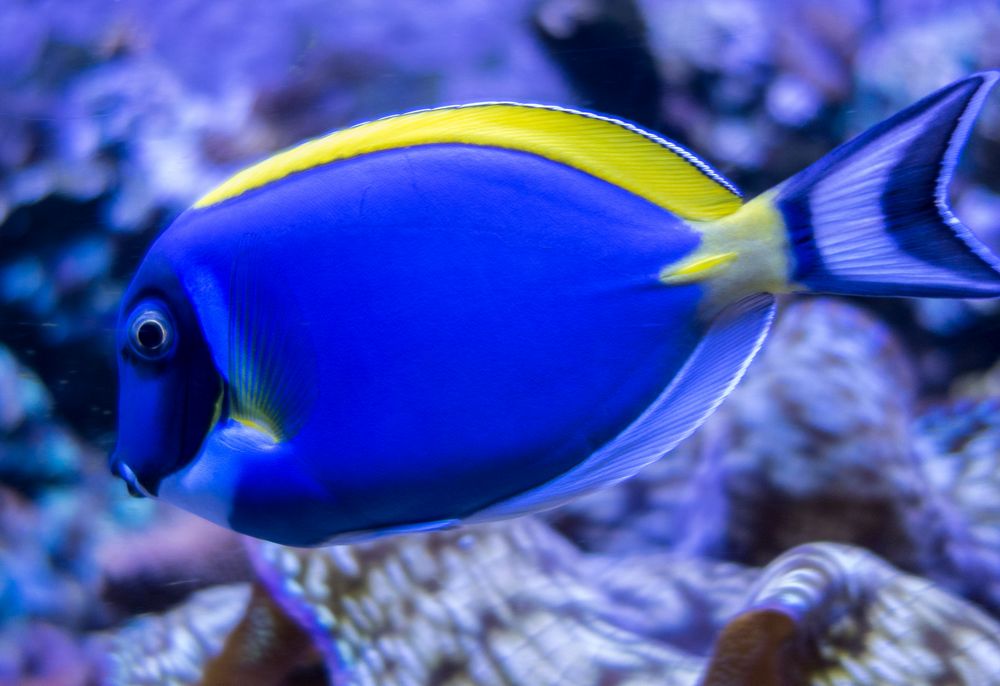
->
xmin=137 ymin=320 xmax=165 ymax=349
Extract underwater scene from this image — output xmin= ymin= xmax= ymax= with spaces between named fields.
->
xmin=5 ymin=0 xmax=1000 ymax=684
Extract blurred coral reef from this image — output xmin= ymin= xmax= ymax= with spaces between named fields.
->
xmin=3 ymin=0 xmax=1000 ymax=684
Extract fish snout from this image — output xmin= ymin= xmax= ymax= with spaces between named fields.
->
xmin=109 ymin=454 xmax=152 ymax=498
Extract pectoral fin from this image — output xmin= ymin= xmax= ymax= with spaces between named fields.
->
xmin=227 ymin=249 xmax=317 ymax=441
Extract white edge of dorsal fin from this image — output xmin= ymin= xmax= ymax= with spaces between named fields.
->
xmin=363 ymin=101 xmax=743 ymax=197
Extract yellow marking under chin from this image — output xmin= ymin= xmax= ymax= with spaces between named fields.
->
xmin=194 ymin=103 xmax=742 ymax=221
xmin=661 ymin=189 xmax=791 ymax=313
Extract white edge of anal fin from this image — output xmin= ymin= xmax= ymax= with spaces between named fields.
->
xmin=466 ymin=292 xmax=777 ymax=523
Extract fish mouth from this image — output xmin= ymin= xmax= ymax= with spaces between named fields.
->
xmin=109 ymin=454 xmax=153 ymax=498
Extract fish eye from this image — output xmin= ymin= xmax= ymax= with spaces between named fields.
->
xmin=127 ymin=307 xmax=174 ymax=360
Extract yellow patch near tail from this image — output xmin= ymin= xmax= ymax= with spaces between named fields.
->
xmin=194 ymin=103 xmax=742 ymax=221
xmin=661 ymin=189 xmax=792 ymax=312
xmin=660 ymin=251 xmax=738 ymax=284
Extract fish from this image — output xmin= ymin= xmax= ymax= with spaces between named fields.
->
xmin=111 ymin=72 xmax=1000 ymax=546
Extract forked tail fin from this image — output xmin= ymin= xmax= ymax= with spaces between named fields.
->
xmin=773 ymin=71 xmax=1000 ymax=298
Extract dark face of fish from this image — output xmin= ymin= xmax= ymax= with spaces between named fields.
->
xmin=111 ymin=255 xmax=221 ymax=498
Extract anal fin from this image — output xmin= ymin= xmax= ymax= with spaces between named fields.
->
xmin=468 ymin=293 xmax=776 ymax=522
xmin=320 ymin=519 xmax=461 ymax=545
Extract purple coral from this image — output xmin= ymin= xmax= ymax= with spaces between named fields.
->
xmin=96 ymin=515 xmax=1000 ymax=684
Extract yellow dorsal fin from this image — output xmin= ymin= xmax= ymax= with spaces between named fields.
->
xmin=195 ymin=103 xmax=743 ymax=220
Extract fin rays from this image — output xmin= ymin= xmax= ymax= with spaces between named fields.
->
xmin=227 ymin=248 xmax=316 ymax=442
xmin=776 ymin=71 xmax=1000 ymax=297
xmin=468 ymin=293 xmax=776 ymax=522
xmin=195 ymin=102 xmax=742 ymax=221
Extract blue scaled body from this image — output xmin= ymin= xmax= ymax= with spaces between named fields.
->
xmin=153 ymin=146 xmax=704 ymax=544
xmin=114 ymin=74 xmax=1000 ymax=545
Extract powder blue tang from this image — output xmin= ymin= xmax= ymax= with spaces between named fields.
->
xmin=113 ymin=76 xmax=1000 ymax=545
